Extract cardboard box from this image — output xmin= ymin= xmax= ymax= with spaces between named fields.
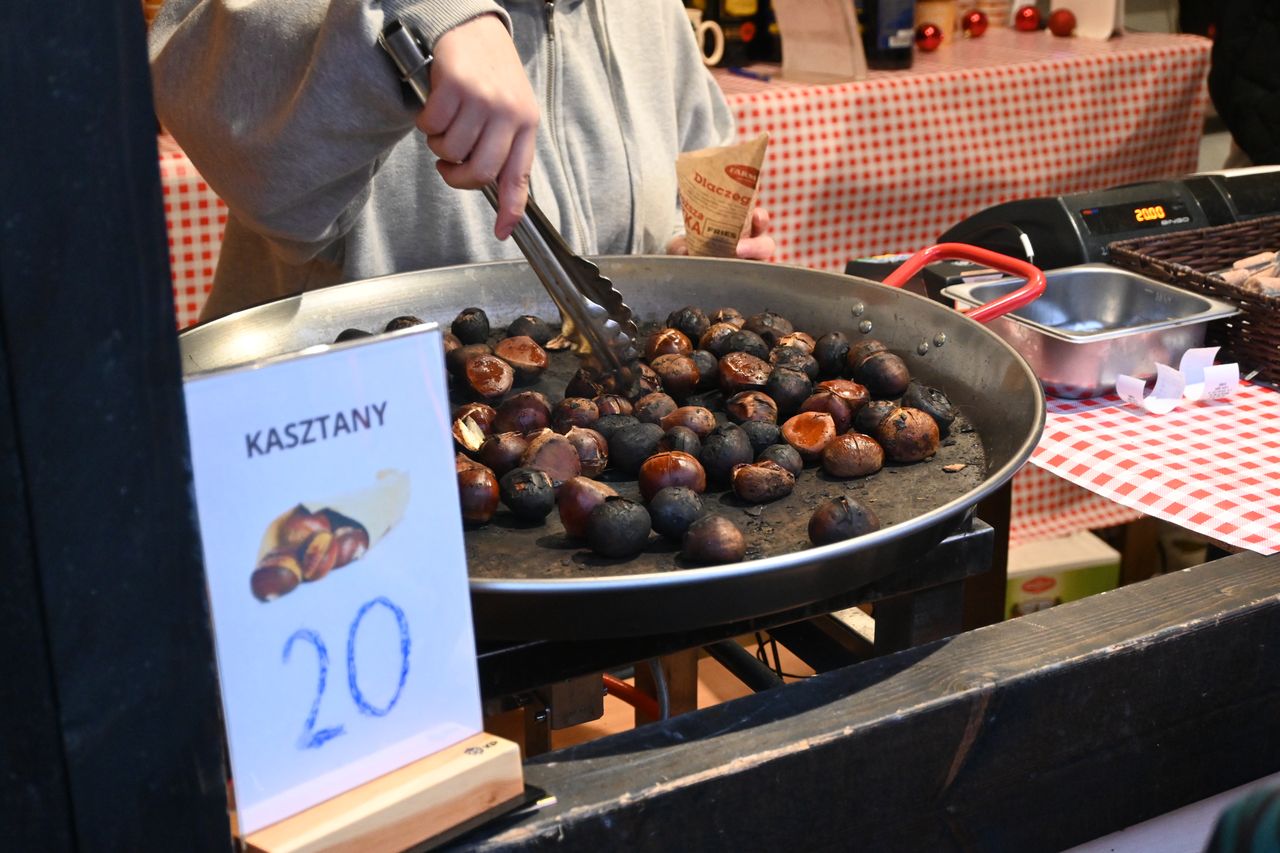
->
xmin=1005 ymin=531 xmax=1120 ymax=619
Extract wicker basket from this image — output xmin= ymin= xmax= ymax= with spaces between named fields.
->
xmin=1108 ymin=215 xmax=1280 ymax=384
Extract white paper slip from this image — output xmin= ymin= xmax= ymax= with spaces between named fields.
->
xmin=1179 ymin=346 xmax=1241 ymax=401
xmin=1116 ymin=363 xmax=1185 ymax=414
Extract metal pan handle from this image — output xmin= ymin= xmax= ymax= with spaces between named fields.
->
xmin=880 ymin=243 xmax=1047 ymax=324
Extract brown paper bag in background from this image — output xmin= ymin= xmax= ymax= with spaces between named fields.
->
xmin=676 ymin=133 xmax=769 ymax=258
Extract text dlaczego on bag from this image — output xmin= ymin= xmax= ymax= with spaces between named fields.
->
xmin=677 ymin=133 xmax=769 ymax=257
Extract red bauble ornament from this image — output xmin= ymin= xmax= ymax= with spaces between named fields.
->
xmin=961 ymin=10 xmax=989 ymax=38
xmin=1014 ymin=5 xmax=1041 ymax=31
xmin=915 ymin=22 xmax=944 ymax=52
xmin=1048 ymin=8 xmax=1077 ymax=37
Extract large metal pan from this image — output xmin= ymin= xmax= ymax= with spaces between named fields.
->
xmin=179 ymin=254 xmax=1045 ymax=639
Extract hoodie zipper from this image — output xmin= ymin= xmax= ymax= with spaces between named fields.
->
xmin=543 ymin=0 xmax=588 ymax=251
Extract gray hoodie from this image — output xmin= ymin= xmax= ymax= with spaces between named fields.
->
xmin=149 ymin=0 xmax=735 ymax=321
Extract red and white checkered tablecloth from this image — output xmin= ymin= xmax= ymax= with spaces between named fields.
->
xmin=719 ymin=28 xmax=1212 ymax=272
xmin=1009 ymin=463 xmax=1142 ymax=549
xmin=157 ymin=132 xmax=227 ymax=329
xmin=1029 ymin=382 xmax=1280 ymax=554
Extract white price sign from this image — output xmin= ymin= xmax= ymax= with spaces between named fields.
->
xmin=183 ymin=325 xmax=479 ymax=835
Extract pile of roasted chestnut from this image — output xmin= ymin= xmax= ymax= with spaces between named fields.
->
xmin=339 ymin=304 xmax=957 ymax=566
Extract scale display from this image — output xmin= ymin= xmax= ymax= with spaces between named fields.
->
xmin=1078 ymin=199 xmax=1192 ymax=235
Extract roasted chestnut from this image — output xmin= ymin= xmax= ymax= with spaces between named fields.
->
xmin=817 ymin=379 xmax=870 ymax=415
xmin=874 ymin=407 xmax=940 ymax=462
xmin=335 ymin=328 xmax=371 ymax=343
xmin=493 ymin=335 xmax=549 ymax=382
xmin=855 ymin=350 xmax=911 ymax=399
xmin=650 ymin=353 xmax=701 ymax=400
xmin=723 ymin=329 xmax=770 ymax=360
xmin=299 ymin=530 xmax=339 ymax=582
xmin=638 ymin=451 xmax=707 ymax=501
xmin=689 ymin=349 xmax=719 ymax=389
xmin=633 ymin=392 xmax=678 ymax=425
xmin=846 ymin=338 xmax=888 ymax=370
xmin=552 ymin=397 xmax=600 ymax=433
xmin=698 ymin=423 xmax=754 ymax=485
xmin=506 ymin=314 xmax=554 ymax=346
xmin=682 ymin=515 xmax=746 ymax=565
xmin=725 ymin=390 xmax=778 ymax=424
xmin=476 ymin=431 xmax=529 ymax=477
xmin=594 ymin=394 xmax=634 ymax=418
xmin=808 ymin=496 xmax=881 ymax=546
xmin=763 ymin=367 xmax=813 ymax=415
xmin=813 ymin=331 xmax=851 ymax=378
xmin=593 ymin=414 xmax=642 ymax=440
xmin=279 ymin=505 xmax=331 ymax=549
xmin=776 ymin=331 xmax=816 ymax=354
xmin=769 ymin=345 xmax=819 ymax=379
xmin=757 ymin=443 xmax=803 ymax=477
xmin=710 ymin=307 xmax=744 ymax=325
xmin=648 ymin=486 xmax=705 ymax=540
xmin=608 ymin=422 xmax=666 ymax=474
xmin=453 ymin=402 xmax=497 ymax=435
xmin=780 ymin=411 xmax=837 ymax=462
xmin=251 ymin=549 xmax=303 ymax=601
xmin=565 ymin=368 xmax=604 ymax=400
xmin=564 ymin=426 xmax=610 ymax=478
xmin=659 ymin=425 xmax=703 ymax=456
xmin=492 ymin=390 xmax=551 ymax=434
xmin=628 ymin=362 xmax=664 ymax=399
xmin=743 ymin=311 xmax=794 ymax=347
xmin=520 ymin=429 xmax=583 ymax=487
xmin=445 ymin=342 xmax=492 ymax=377
xmin=464 ymin=354 xmax=514 ymax=399
xmin=798 ymin=390 xmax=853 ymax=434
xmin=666 ymin=306 xmax=711 ymax=342
xmin=699 ymin=322 xmax=740 ymax=356
xmin=331 ymin=524 xmax=370 ymax=568
xmin=557 ymin=477 xmax=618 ymax=539
xmin=739 ymin=420 xmax=781 ymax=456
xmin=659 ymin=405 xmax=718 ymax=439
xmin=718 ymin=351 xmax=772 ymax=395
xmin=853 ymin=399 xmax=898 ymax=435
xmin=645 ymin=327 xmax=693 ymax=361
xmin=821 ymin=433 xmax=885 ymax=478
xmin=452 ymin=414 xmax=487 ymax=453
xmin=731 ymin=459 xmax=796 ymax=504
xmin=384 ymin=315 xmax=424 ymax=332
xmin=451 ymin=306 xmax=490 ymax=345
xmin=456 ymin=458 xmax=500 ymax=526
xmin=901 ymin=380 xmax=957 ymax=433
xmin=497 ymin=467 xmax=556 ymax=521
xmin=586 ymin=497 xmax=652 ymax=559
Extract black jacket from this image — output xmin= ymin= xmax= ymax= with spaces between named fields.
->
xmin=1209 ymin=0 xmax=1280 ymax=165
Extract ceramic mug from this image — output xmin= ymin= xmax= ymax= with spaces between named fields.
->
xmin=686 ymin=8 xmax=725 ymax=67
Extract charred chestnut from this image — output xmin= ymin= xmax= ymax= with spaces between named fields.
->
xmin=725 ymin=390 xmax=779 ymax=424
xmin=638 ymin=451 xmax=708 ymax=501
xmin=552 ymin=397 xmax=600 ymax=433
xmin=252 ymin=549 xmax=303 ymax=601
xmin=520 ymin=429 xmax=583 ymax=487
xmin=564 ymin=426 xmax=610 ymax=477
xmin=492 ymin=390 xmax=551 ymax=434
xmin=586 ymin=497 xmax=652 ymax=559
xmin=565 ymin=368 xmax=605 ymax=400
xmin=456 ymin=458 xmax=500 ymax=526
xmin=645 ymin=327 xmax=693 ymax=361
xmin=593 ymin=414 xmax=642 ymax=441
xmin=853 ymin=399 xmax=898 ymax=436
xmin=629 ymin=362 xmax=664 ymax=400
xmin=743 ymin=311 xmax=795 ymax=347
xmin=780 ymin=411 xmax=838 ymax=462
xmin=451 ymin=306 xmax=491 ymax=345
xmin=634 ymin=392 xmax=678 ymax=425
xmin=476 ymin=432 xmax=529 ymax=477
xmin=659 ymin=425 xmax=703 ymax=456
xmin=648 ymin=486 xmax=705 ymax=540
xmin=757 ymin=443 xmax=803 ymax=477
xmin=506 ymin=314 xmax=554 ymax=346
xmin=608 ymin=422 xmax=666 ymax=474
xmin=901 ymin=380 xmax=957 ymax=433
xmin=594 ymin=394 xmax=634 ymax=418
xmin=799 ymin=390 xmax=853 ymax=434
xmin=335 ymin=328 xmax=371 ymax=343
xmin=769 ymin=345 xmax=819 ymax=379
xmin=821 ymin=433 xmax=885 ymax=478
xmin=723 ymin=329 xmax=770 ymax=360
xmin=731 ymin=459 xmax=796 ymax=503
xmin=689 ymin=350 xmax=719 ymax=389
xmin=763 ymin=367 xmax=813 ymax=415
xmin=855 ymin=351 xmax=912 ymax=399
xmin=557 ymin=477 xmax=618 ymax=539
xmin=464 ymin=354 xmax=514 ymax=399
xmin=666 ymin=306 xmax=711 ymax=342
xmin=874 ymin=407 xmax=940 ymax=462
xmin=698 ymin=423 xmax=754 ymax=485
xmin=813 ymin=332 xmax=851 ymax=377
xmin=682 ymin=515 xmax=746 ymax=565
xmin=846 ymin=338 xmax=889 ymax=370
xmin=499 ymin=467 xmax=556 ymax=521
xmin=739 ymin=420 xmax=781 ymax=456
xmin=493 ymin=335 xmax=549 ymax=382
xmin=384 ymin=315 xmax=424 ymax=332
xmin=659 ymin=405 xmax=718 ymax=439
xmin=808 ymin=496 xmax=881 ymax=546
xmin=777 ymin=331 xmax=816 ymax=354
xmin=710 ymin=307 xmax=745 ymax=326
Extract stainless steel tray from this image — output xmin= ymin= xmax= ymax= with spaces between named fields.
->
xmin=943 ymin=264 xmax=1239 ymax=398
xmin=180 ymin=256 xmax=1045 ymax=639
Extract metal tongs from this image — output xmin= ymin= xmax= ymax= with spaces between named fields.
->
xmin=378 ymin=21 xmax=640 ymax=388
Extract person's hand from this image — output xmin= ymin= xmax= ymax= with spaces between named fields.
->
xmin=418 ymin=14 xmax=539 ymax=240
xmin=666 ymin=206 xmax=776 ymax=261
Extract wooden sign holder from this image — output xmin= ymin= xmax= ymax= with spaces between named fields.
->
xmin=243 ymin=733 xmax=525 ymax=853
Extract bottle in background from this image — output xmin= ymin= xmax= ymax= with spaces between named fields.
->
xmin=857 ymin=0 xmax=916 ymax=69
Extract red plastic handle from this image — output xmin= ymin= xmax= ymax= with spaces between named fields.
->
xmin=880 ymin=242 xmax=1047 ymax=324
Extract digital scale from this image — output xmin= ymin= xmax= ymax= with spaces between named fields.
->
xmin=936 ymin=166 xmax=1280 ymax=271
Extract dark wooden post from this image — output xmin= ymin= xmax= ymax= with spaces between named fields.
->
xmin=0 ymin=4 xmax=231 ymax=849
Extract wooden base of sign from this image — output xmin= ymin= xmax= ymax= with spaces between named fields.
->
xmin=243 ymin=733 xmax=525 ymax=853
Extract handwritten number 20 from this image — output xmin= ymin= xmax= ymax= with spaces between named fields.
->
xmin=283 ymin=596 xmax=411 ymax=750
